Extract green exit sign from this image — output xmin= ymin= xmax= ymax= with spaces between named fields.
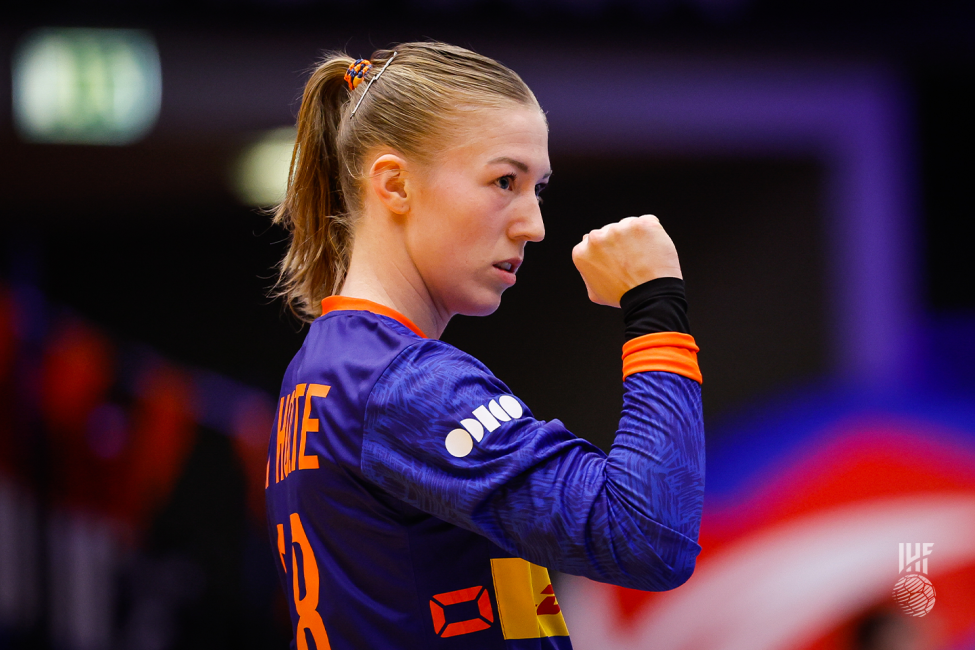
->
xmin=13 ymin=28 xmax=162 ymax=145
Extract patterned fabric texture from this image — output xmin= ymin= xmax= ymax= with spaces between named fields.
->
xmin=266 ymin=307 xmax=704 ymax=649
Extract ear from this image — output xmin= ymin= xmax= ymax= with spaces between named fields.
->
xmin=367 ymin=153 xmax=410 ymax=215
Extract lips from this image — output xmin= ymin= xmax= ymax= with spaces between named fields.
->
xmin=493 ymin=258 xmax=522 ymax=274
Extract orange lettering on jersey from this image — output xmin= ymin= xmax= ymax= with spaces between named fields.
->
xmin=275 ymin=395 xmax=288 ymax=483
xmin=290 ymin=384 xmax=307 ymax=475
xmin=290 ymin=513 xmax=331 ymax=650
xmin=283 ymin=390 xmax=292 ymax=476
xmin=283 ymin=391 xmax=294 ymax=478
xmin=273 ymin=383 xmax=327 ymax=484
xmin=285 ymin=388 xmax=300 ymax=478
xmin=299 ymin=384 xmax=328 ymax=470
xmin=276 ymin=523 xmax=287 ymax=572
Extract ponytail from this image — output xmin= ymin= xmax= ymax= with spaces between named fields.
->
xmin=272 ymin=43 xmax=540 ymax=322
xmin=272 ymin=54 xmax=356 ymax=321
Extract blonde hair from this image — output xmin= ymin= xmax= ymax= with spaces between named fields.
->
xmin=272 ymin=41 xmax=541 ymax=321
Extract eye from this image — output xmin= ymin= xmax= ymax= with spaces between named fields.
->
xmin=535 ymin=182 xmax=547 ymax=204
xmin=496 ymin=174 xmax=515 ymax=191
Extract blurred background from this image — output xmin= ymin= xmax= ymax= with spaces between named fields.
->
xmin=0 ymin=1 xmax=973 ymax=649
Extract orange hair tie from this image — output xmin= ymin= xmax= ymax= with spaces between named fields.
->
xmin=348 ymin=52 xmax=397 ymax=119
xmin=344 ymin=59 xmax=372 ymax=91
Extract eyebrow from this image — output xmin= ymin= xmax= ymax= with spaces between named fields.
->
xmin=488 ymin=156 xmax=552 ymax=179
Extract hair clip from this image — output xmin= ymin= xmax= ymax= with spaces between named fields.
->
xmin=344 ymin=59 xmax=372 ymax=91
xmin=350 ymin=52 xmax=397 ymax=119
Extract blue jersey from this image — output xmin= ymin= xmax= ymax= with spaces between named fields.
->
xmin=265 ymin=296 xmax=705 ymax=649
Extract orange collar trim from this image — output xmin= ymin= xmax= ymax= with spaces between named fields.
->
xmin=321 ymin=296 xmax=428 ymax=339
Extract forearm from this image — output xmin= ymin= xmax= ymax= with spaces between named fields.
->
xmin=601 ymin=371 xmax=704 ymax=588
xmin=609 ymin=372 xmax=705 ymax=543
xmin=524 ymin=280 xmax=705 ymax=588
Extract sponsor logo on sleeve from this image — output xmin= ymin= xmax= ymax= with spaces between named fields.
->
xmin=444 ymin=395 xmax=524 ymax=458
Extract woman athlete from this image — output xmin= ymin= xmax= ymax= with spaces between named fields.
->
xmin=265 ymin=42 xmax=704 ymax=650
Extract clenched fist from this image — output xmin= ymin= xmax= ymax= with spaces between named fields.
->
xmin=571 ymin=215 xmax=682 ymax=308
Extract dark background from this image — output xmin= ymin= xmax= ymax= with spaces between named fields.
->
xmin=1 ymin=0 xmax=970 ymax=433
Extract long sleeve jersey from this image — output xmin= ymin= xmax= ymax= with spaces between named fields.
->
xmin=265 ymin=293 xmax=705 ymax=650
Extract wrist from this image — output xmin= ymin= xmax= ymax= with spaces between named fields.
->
xmin=620 ymin=277 xmax=690 ymax=341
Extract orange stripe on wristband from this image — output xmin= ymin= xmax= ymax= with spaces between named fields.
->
xmin=621 ymin=332 xmax=702 ymax=384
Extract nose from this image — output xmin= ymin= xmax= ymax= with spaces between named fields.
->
xmin=509 ymin=198 xmax=545 ymax=243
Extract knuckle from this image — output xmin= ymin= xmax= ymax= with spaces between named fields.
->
xmin=642 ymin=220 xmax=663 ymax=235
xmin=636 ymin=216 xmax=660 ymax=231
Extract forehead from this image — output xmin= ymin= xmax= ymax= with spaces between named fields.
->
xmin=438 ymin=106 xmax=550 ymax=173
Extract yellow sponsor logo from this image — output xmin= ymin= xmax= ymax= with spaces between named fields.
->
xmin=489 ymin=558 xmax=569 ymax=639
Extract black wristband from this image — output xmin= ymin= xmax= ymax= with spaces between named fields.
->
xmin=620 ymin=277 xmax=690 ymax=340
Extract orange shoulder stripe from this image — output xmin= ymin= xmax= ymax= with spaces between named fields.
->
xmin=320 ymin=296 xmax=427 ymax=338
xmin=621 ymin=331 xmax=702 ymax=384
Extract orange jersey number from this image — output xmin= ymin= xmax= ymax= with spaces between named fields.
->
xmin=278 ymin=513 xmax=331 ymax=650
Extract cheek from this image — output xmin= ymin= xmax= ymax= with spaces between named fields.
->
xmin=415 ymin=223 xmax=479 ymax=283
xmin=418 ymin=189 xmax=497 ymax=260
xmin=408 ymin=204 xmax=474 ymax=284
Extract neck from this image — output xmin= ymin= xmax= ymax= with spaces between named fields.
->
xmin=339 ymin=219 xmax=450 ymax=339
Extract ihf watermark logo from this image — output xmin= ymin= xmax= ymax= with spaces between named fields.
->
xmin=892 ymin=543 xmax=936 ymax=617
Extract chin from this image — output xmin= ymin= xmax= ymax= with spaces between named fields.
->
xmin=454 ymin=289 xmax=504 ymax=318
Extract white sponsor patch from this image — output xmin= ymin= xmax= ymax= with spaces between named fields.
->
xmin=444 ymin=396 xmax=526 ymax=458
